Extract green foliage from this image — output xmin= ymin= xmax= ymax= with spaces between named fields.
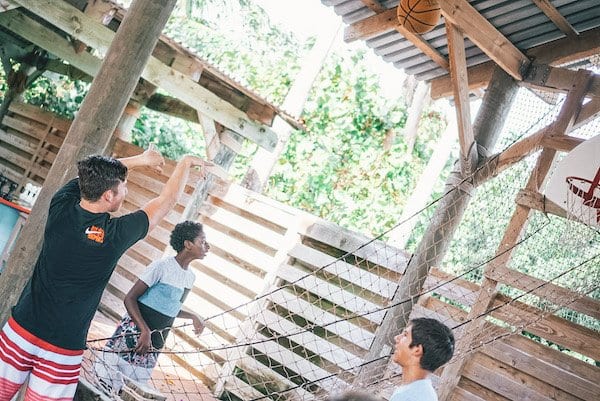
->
xmin=264 ymin=50 xmax=446 ymax=237
xmin=22 ymin=75 xmax=89 ymax=119
xmin=130 ymin=108 xmax=206 ymax=160
xmin=162 ymin=1 xmax=303 ymax=105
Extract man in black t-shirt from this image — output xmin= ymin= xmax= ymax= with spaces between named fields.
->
xmin=0 ymin=150 xmax=210 ymax=401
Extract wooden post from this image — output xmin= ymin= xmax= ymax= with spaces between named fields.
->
xmin=0 ymin=0 xmax=177 ymax=323
xmin=353 ymin=66 xmax=519 ymax=386
xmin=436 ymin=69 xmax=592 ymax=401
xmin=180 ymin=117 xmax=243 ymax=222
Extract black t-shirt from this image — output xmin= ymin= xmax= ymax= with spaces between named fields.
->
xmin=12 ymin=178 xmax=149 ymax=350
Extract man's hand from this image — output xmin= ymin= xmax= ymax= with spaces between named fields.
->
xmin=192 ymin=315 xmax=206 ymax=336
xmin=135 ymin=329 xmax=152 ymax=354
xmin=181 ymin=155 xmax=214 ymax=179
xmin=142 ymin=144 xmax=165 ymax=173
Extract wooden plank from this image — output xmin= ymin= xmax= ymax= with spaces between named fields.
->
xmin=302 ymin=220 xmax=409 ymax=274
xmin=7 ymin=2 xmax=278 ymax=151
xmin=360 ymin=0 xmax=385 ymax=13
xmin=487 ymin=265 xmax=600 ymax=320
xmin=208 ymin=185 xmax=294 ymax=232
xmin=344 ymin=7 xmax=449 ymax=70
xmin=233 ymin=354 xmax=316 ymax=401
xmin=222 ymin=375 xmax=268 ymax=401
xmin=8 ymin=102 xmax=71 ymax=132
xmin=200 ymin=224 xmax=274 ymax=275
xmin=446 ymin=21 xmax=475 ymax=171
xmin=277 ymin=263 xmax=386 ymax=325
xmin=431 ymin=62 xmax=494 ymax=100
xmin=514 ymin=189 xmax=575 ymax=222
xmin=541 ymin=134 xmax=585 ymax=153
xmin=503 ymin=334 xmax=600 ymax=387
xmin=199 ymin=202 xmax=283 ymax=252
xmin=255 ymin=309 xmax=362 ymax=371
xmin=251 ymin=333 xmax=348 ymax=391
xmin=463 ymin=354 xmax=564 ymax=401
xmin=489 ymin=298 xmax=600 ymax=361
xmin=531 ymin=0 xmax=578 ymax=37
xmin=268 ymin=289 xmax=374 ymax=351
xmin=440 ymin=0 xmax=529 ymax=81
xmin=482 ymin=340 xmax=600 ymax=401
xmin=430 ymin=27 xmax=600 ymax=99
xmin=523 ymin=65 xmax=600 ymax=99
xmin=288 ymin=243 xmax=397 ymax=299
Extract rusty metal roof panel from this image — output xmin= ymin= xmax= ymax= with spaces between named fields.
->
xmin=322 ymin=0 xmax=600 ymax=81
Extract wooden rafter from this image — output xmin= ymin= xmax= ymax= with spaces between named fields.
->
xmin=439 ymin=0 xmax=530 ymax=80
xmin=531 ymin=0 xmax=578 ymax=38
xmin=431 ymin=27 xmax=600 ymax=99
xmin=8 ymin=0 xmax=278 ymax=151
xmin=359 ymin=0 xmax=385 ymax=13
xmin=446 ymin=21 xmax=474 ymax=172
xmin=344 ymin=7 xmax=449 ymax=70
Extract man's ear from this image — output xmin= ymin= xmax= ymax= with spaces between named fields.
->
xmin=411 ymin=344 xmax=423 ymax=359
xmin=102 ymin=189 xmax=114 ymax=203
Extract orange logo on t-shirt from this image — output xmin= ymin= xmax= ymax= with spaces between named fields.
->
xmin=85 ymin=225 xmax=105 ymax=244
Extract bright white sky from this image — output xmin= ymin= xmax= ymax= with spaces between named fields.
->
xmin=252 ymin=0 xmax=407 ymax=99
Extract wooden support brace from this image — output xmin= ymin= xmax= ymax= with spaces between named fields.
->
xmin=446 ymin=21 xmax=476 ymax=174
xmin=11 ymin=0 xmax=278 ymax=151
xmin=440 ymin=0 xmax=530 ymax=81
xmin=344 ymin=7 xmax=449 ymax=70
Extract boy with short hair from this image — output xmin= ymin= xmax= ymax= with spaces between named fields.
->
xmin=390 ymin=318 xmax=455 ymax=401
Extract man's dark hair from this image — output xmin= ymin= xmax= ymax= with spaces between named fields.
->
xmin=409 ymin=317 xmax=455 ymax=372
xmin=77 ymin=155 xmax=128 ymax=201
xmin=170 ymin=221 xmax=204 ymax=252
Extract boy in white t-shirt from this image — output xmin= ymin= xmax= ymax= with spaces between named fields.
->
xmin=390 ymin=318 xmax=454 ymax=401
xmin=94 ymin=221 xmax=209 ymax=392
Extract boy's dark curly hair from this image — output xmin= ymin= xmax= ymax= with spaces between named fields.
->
xmin=170 ymin=221 xmax=204 ymax=252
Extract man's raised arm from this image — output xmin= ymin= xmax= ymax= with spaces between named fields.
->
xmin=142 ymin=155 xmax=211 ymax=231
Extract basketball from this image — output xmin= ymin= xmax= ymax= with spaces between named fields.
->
xmin=397 ymin=0 xmax=441 ymax=34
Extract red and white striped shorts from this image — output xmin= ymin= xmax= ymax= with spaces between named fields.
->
xmin=0 ymin=317 xmax=83 ymax=401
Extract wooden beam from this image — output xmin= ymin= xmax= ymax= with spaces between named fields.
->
xmin=344 ymin=7 xmax=449 ymax=70
xmin=515 ymin=189 xmax=574 ymax=222
xmin=11 ymin=0 xmax=278 ymax=151
xmin=439 ymin=0 xmax=530 ymax=80
xmin=360 ymin=0 xmax=385 ymax=13
xmin=531 ymin=0 xmax=578 ymax=38
xmin=430 ymin=27 xmax=600 ymax=99
xmin=446 ymin=21 xmax=475 ymax=172
xmin=541 ymin=134 xmax=585 ymax=153
xmin=523 ymin=64 xmax=600 ymax=98
xmin=431 ymin=62 xmax=494 ymax=99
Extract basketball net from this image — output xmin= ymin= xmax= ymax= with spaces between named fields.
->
xmin=563 ymin=167 xmax=600 ymax=234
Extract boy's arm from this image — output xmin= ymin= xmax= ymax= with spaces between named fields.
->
xmin=124 ymin=280 xmax=153 ymax=353
xmin=178 ymin=306 xmax=205 ymax=335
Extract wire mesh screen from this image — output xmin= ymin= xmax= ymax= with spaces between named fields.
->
xmin=81 ymin=83 xmax=599 ymax=401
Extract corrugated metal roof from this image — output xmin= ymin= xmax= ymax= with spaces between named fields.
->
xmin=322 ymin=0 xmax=600 ymax=81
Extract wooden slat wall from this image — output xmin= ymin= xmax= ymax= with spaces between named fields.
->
xmin=202 ymin=183 xmax=410 ymax=401
xmin=0 ymin=102 xmax=70 ymax=188
xmin=413 ymin=268 xmax=600 ymax=401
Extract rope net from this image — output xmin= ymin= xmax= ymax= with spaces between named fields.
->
xmin=81 ymin=85 xmax=599 ymax=401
